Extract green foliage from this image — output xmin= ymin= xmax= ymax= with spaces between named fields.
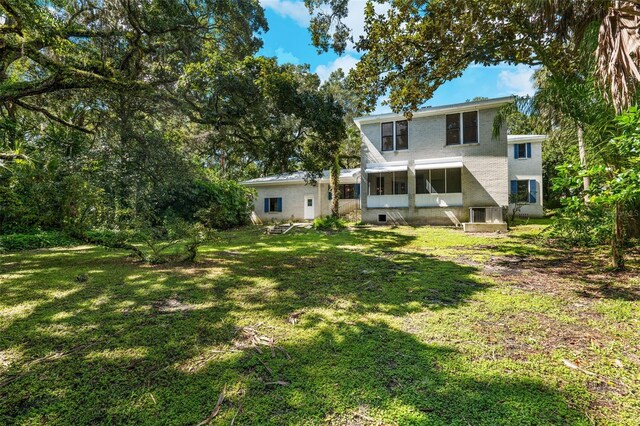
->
xmin=0 ymin=231 xmax=79 ymax=252
xmin=551 ymin=107 xmax=640 ymax=266
xmin=1 ymin=0 xmax=267 ymax=111
xmin=307 ymin=1 xmax=608 ymax=113
xmin=190 ymin=180 xmax=255 ymax=230
xmin=549 ymin=184 xmax=612 ymax=246
xmin=313 ymin=215 xmax=347 ymax=230
xmin=1 ymin=1 xmax=346 ymax=239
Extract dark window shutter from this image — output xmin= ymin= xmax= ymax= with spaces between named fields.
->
xmin=526 ymin=143 xmax=532 ymax=158
xmin=354 ymin=184 xmax=360 ymax=198
xmin=276 ymin=197 xmax=283 ymax=212
xmin=514 ymin=145 xmax=519 ymax=159
xmin=264 ymin=198 xmax=269 ymax=213
xmin=529 ymin=180 xmax=537 ymax=203
xmin=328 ymin=188 xmax=332 ymax=200
xmin=510 ymin=180 xmax=518 ymax=196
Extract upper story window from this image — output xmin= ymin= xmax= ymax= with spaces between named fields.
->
xmin=446 ymin=111 xmax=478 ymax=145
xmin=514 ymin=143 xmax=532 ymax=159
xmin=381 ymin=120 xmax=408 ymax=151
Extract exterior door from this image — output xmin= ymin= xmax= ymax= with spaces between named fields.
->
xmin=304 ymin=196 xmax=315 ymax=220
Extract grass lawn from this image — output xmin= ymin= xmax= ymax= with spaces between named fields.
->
xmin=1 ymin=224 xmax=639 ymax=425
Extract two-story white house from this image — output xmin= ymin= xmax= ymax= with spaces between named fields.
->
xmin=355 ymin=96 xmax=544 ymax=226
xmin=244 ymin=97 xmax=544 ymax=227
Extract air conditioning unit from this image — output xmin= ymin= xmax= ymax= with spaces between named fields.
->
xmin=469 ymin=207 xmax=503 ymax=224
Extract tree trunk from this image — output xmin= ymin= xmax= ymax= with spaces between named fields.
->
xmin=330 ymin=156 xmax=340 ymax=218
xmin=577 ymin=123 xmax=590 ymax=198
xmin=611 ymin=202 xmax=625 ymax=270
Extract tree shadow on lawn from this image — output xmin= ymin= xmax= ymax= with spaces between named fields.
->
xmin=0 ymin=230 xmax=590 ymax=424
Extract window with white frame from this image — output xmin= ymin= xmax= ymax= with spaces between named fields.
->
xmin=514 ymin=143 xmax=532 ymax=159
xmin=381 ymin=120 xmax=408 ymax=151
xmin=446 ymin=111 xmax=478 ymax=145
xmin=416 ymin=168 xmax=462 ymax=194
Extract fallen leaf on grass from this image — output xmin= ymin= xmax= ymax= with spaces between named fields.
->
xmin=562 ymin=359 xmax=596 ymax=376
xmin=197 ymin=385 xmax=226 ymax=426
xmin=287 ymin=312 xmax=302 ymax=324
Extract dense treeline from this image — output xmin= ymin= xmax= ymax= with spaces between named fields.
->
xmin=0 ymin=1 xmax=346 ymax=242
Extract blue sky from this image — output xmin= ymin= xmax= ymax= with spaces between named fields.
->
xmin=258 ymin=0 xmax=536 ymax=113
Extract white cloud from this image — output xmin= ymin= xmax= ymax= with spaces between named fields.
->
xmin=341 ymin=1 xmax=389 ymax=52
xmin=314 ymin=55 xmax=359 ymax=82
xmin=260 ymin=0 xmax=310 ymax=27
xmin=261 ymin=1 xmax=388 ymax=52
xmin=497 ymin=65 xmax=536 ymax=96
xmin=274 ymin=47 xmax=300 ymax=65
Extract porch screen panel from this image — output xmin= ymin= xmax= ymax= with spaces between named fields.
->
xmin=446 ymin=168 xmax=462 ymax=193
xmin=374 ymin=175 xmax=385 ymax=195
xmin=416 ymin=171 xmax=429 ymax=194
xmin=393 ymin=172 xmax=408 ymax=194
xmin=429 ymin=169 xmax=446 ymax=193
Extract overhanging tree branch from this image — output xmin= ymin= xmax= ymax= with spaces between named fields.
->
xmin=12 ymin=99 xmax=93 ymax=134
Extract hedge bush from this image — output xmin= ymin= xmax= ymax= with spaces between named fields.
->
xmin=0 ymin=231 xmax=80 ymax=252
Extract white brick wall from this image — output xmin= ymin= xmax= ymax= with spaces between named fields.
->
xmin=359 ymin=106 xmax=510 ymax=224
xmin=246 ymin=182 xmax=356 ymax=221
xmin=507 ymin=139 xmax=544 ymax=217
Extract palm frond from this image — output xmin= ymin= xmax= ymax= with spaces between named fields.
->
xmin=595 ymin=1 xmax=640 ymax=112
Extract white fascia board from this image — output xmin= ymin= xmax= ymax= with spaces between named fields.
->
xmin=415 ymin=161 xmax=463 ymax=171
xmin=353 ymin=96 xmax=515 ymax=126
xmin=242 ymin=180 xmax=308 ymax=187
xmin=365 ymin=160 xmax=408 ymax=173
xmin=414 ymin=157 xmax=464 ymax=170
xmin=507 ymin=134 xmax=547 ymax=144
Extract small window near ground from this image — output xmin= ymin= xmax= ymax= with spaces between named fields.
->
xmin=378 ymin=214 xmax=387 ymax=223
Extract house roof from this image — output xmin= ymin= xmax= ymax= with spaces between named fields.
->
xmin=242 ymin=168 xmax=361 ymax=186
xmin=353 ymin=96 xmax=515 ymax=126
xmin=507 ymin=134 xmax=547 ymax=144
